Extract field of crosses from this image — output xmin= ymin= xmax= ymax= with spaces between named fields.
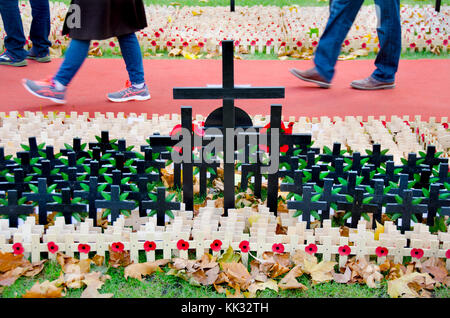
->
xmin=0 ymin=110 xmax=449 ymax=272
xmin=2 ymin=2 xmax=448 ymax=58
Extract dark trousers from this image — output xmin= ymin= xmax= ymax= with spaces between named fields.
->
xmin=0 ymin=0 xmax=51 ymax=60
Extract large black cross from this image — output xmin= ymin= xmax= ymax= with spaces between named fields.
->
xmin=173 ymin=40 xmax=284 ymax=215
xmin=424 ymin=183 xmax=450 ymax=227
xmin=141 ymin=187 xmax=180 ymax=226
xmin=95 ymin=185 xmax=135 ymax=223
xmin=23 ymin=178 xmax=61 ymax=225
xmin=73 ymin=176 xmax=105 ymax=225
xmin=319 ymin=178 xmax=346 ymax=221
xmin=0 ymin=190 xmax=34 ymax=228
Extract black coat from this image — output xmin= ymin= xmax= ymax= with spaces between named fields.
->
xmin=62 ymin=0 xmax=147 ymax=40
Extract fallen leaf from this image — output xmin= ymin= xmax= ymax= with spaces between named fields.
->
xmin=0 ymin=251 xmax=29 ymax=273
xmin=124 ymin=260 xmax=169 ymax=281
xmin=221 ymin=262 xmax=253 ymax=290
xmin=92 ymin=254 xmax=105 ymax=267
xmin=332 ymin=266 xmax=352 ymax=284
xmin=248 ymin=279 xmax=279 ymax=295
xmin=387 ymin=272 xmax=434 ymax=298
xmin=420 ymin=257 xmax=448 ymax=283
xmin=278 ymin=265 xmax=307 ymax=290
xmin=108 ymin=247 xmax=131 ymax=268
xmin=22 ymin=280 xmax=63 ymax=298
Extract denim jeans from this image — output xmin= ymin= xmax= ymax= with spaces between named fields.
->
xmin=0 ymin=0 xmax=51 ymax=60
xmin=314 ymin=0 xmax=401 ymax=83
xmin=54 ymin=33 xmax=145 ymax=87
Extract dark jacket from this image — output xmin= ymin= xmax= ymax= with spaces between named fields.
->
xmin=62 ymin=0 xmax=147 ymax=40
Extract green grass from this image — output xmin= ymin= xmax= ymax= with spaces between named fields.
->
xmin=1 ymin=256 xmax=449 ymax=298
xmin=48 ymin=0 xmax=438 ymax=7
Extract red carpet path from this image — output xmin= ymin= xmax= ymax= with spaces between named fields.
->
xmin=0 ymin=59 xmax=449 ymax=120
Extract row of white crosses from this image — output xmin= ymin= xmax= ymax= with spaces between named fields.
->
xmin=0 ymin=111 xmax=448 ymax=159
xmin=0 ymin=210 xmax=449 ymax=269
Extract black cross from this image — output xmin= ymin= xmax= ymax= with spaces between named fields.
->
xmin=0 ymin=190 xmax=34 ymax=228
xmin=0 ymin=148 xmax=14 ymax=171
xmin=436 ymin=163 xmax=450 ymax=185
xmin=60 ymin=137 xmax=90 ymax=159
xmin=181 ymin=106 xmax=194 ymax=212
xmin=401 ymin=153 xmax=427 ymax=179
xmin=389 ymin=174 xmax=422 ymax=198
xmin=319 ymin=178 xmax=346 ymax=221
xmin=42 ymin=146 xmax=63 ymax=168
xmin=230 ymin=0 xmax=235 ymax=12
xmin=278 ymin=155 xmax=299 ymax=180
xmin=325 ymin=158 xmax=348 ymax=183
xmin=128 ymin=160 xmax=159 ymax=184
xmin=280 ymin=170 xmax=304 ymax=195
xmin=421 ymin=145 xmax=447 ymax=169
xmin=25 ymin=137 xmax=41 ymax=158
xmin=32 ymin=160 xmax=59 ymax=185
xmin=46 ymin=188 xmax=87 ymax=224
xmin=73 ymin=176 xmax=105 ymax=225
xmin=320 ymin=142 xmax=344 ymax=164
xmin=54 ymin=167 xmax=83 ymax=194
xmin=95 ymin=185 xmax=135 ymax=223
xmin=374 ymin=160 xmax=401 ymax=185
xmin=385 ymin=189 xmax=428 ymax=233
xmin=424 ymin=183 xmax=450 ymax=227
xmin=337 ymin=188 xmax=379 ymax=228
xmin=367 ymin=144 xmax=393 ymax=168
xmin=141 ymin=187 xmax=180 ymax=226
xmin=0 ymin=168 xmax=29 ymax=197
xmin=88 ymin=131 xmax=115 ymax=154
xmin=338 ymin=171 xmax=358 ymax=196
xmin=128 ymin=177 xmax=153 ymax=217
xmin=366 ymin=179 xmax=389 ymax=227
xmin=287 ymin=186 xmax=327 ymax=228
xmin=23 ymin=178 xmax=61 ymax=225
xmin=173 ymin=40 xmax=285 ymax=215
xmin=193 ymin=155 xmax=220 ymax=198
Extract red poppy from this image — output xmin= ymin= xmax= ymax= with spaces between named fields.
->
xmin=166 ymin=41 xmax=173 ymax=47
xmin=272 ymin=243 xmax=285 ymax=254
xmin=12 ymin=242 xmax=24 ymax=255
xmin=312 ymin=41 xmax=318 ymax=47
xmin=109 ymin=41 xmax=116 ymax=48
xmin=143 ymin=241 xmax=156 ymax=252
xmin=411 ymin=248 xmax=424 ymax=259
xmin=151 ymin=40 xmax=157 ymax=46
xmin=375 ymin=246 xmax=389 ymax=257
xmin=239 ymin=240 xmax=250 ymax=253
xmin=361 ymin=42 xmax=367 ymax=49
xmin=210 ymin=240 xmax=222 ymax=252
xmin=177 ymin=239 xmax=189 ymax=251
xmin=47 ymin=241 xmax=59 ymax=254
xmin=111 ymin=242 xmax=124 ymax=253
xmin=382 ymin=120 xmax=387 ymax=128
xmin=250 ymin=40 xmax=256 ymax=46
xmin=344 ymin=40 xmax=350 ymax=46
xmin=443 ymin=123 xmax=449 ymax=129
xmin=296 ymin=41 xmax=302 ymax=47
xmin=266 ymin=40 xmax=272 ymax=46
xmin=182 ymin=41 xmax=189 ymax=47
xmin=443 ymin=39 xmax=448 ymax=46
xmin=410 ymin=43 xmax=416 ymax=49
xmin=338 ymin=245 xmax=351 ymax=256
xmin=446 ymin=249 xmax=450 ymax=259
xmin=198 ymin=42 xmax=204 ymax=48
xmin=305 ymin=243 xmax=318 ymax=255
xmin=154 ymin=32 xmax=160 ymax=38
xmin=78 ymin=243 xmax=91 ymax=254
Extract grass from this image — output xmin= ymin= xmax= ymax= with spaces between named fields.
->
xmin=47 ymin=0 xmax=438 ymax=7
xmin=1 ymin=252 xmax=449 ymax=298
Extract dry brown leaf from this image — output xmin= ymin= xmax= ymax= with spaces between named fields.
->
xmin=348 ymin=258 xmax=383 ymax=288
xmin=91 ymin=254 xmax=105 ymax=267
xmin=225 ymin=284 xmax=245 ymax=298
xmin=420 ymin=257 xmax=448 ymax=283
xmin=0 ymin=267 xmax=26 ymax=286
xmin=278 ymin=265 xmax=307 ymax=290
xmin=23 ymin=260 xmax=47 ymax=277
xmin=108 ymin=247 xmax=131 ymax=268
xmin=80 ymin=272 xmax=113 ymax=298
xmin=221 ymin=262 xmax=253 ymax=290
xmin=0 ymin=251 xmax=30 ymax=273
xmin=332 ymin=266 xmax=352 ymax=284
xmin=124 ymin=259 xmax=169 ymax=281
xmin=250 ymin=260 xmax=268 ymax=282
xmin=293 ymin=250 xmax=336 ymax=284
xmin=387 ymin=272 xmax=435 ymax=298
xmin=191 ymin=266 xmax=220 ymax=286
xmin=22 ymin=280 xmax=63 ymax=298
xmin=248 ymin=279 xmax=279 ymax=295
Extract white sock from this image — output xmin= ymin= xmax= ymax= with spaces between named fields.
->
xmin=132 ymin=82 xmax=145 ymax=89
xmin=53 ymin=80 xmax=66 ymax=91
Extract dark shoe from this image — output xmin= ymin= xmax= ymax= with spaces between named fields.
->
xmin=0 ymin=50 xmax=27 ymax=67
xmin=351 ymin=76 xmax=395 ymax=90
xmin=22 ymin=78 xmax=66 ymax=104
xmin=27 ymin=50 xmax=51 ymax=63
xmin=107 ymin=80 xmax=151 ymax=102
xmin=289 ymin=67 xmax=331 ymax=88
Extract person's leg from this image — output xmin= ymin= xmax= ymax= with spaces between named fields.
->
xmin=53 ymin=39 xmax=91 ymax=86
xmin=29 ymin=0 xmax=52 ymax=58
xmin=0 ymin=0 xmax=27 ymax=61
xmin=117 ymin=33 xmax=145 ymax=86
xmin=371 ymin=0 xmax=401 ymax=83
xmin=22 ymin=39 xmax=90 ymax=104
xmin=107 ymin=33 xmax=150 ymax=102
xmin=314 ymin=0 xmax=365 ymax=82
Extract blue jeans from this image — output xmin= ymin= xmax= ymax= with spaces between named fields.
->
xmin=0 ymin=0 xmax=51 ymax=60
xmin=314 ymin=0 xmax=401 ymax=83
xmin=54 ymin=33 xmax=145 ymax=86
